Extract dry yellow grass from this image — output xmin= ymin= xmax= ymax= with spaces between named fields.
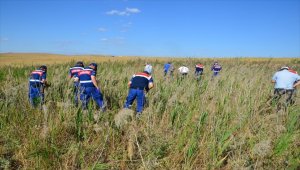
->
xmin=1 ymin=53 xmax=296 ymax=67
xmin=0 ymin=53 xmax=133 ymax=66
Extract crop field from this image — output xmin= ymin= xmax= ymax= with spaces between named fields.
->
xmin=0 ymin=53 xmax=300 ymax=169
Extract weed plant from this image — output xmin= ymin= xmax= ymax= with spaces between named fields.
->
xmin=0 ymin=58 xmax=299 ymax=169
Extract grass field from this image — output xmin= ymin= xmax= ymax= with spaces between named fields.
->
xmin=0 ymin=53 xmax=300 ymax=169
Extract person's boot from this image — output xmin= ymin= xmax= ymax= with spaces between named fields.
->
xmin=136 ymin=112 xmax=142 ymax=119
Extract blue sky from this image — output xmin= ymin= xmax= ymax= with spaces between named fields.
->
xmin=0 ymin=0 xmax=299 ymax=57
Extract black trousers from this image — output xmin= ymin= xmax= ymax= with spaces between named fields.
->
xmin=273 ymin=88 xmax=295 ymax=105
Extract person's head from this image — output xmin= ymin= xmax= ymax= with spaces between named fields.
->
xmin=39 ymin=65 xmax=47 ymax=73
xmin=76 ymin=61 xmax=84 ymax=67
xmin=280 ymin=66 xmax=289 ymax=71
xmin=144 ymin=66 xmax=152 ymax=74
xmin=89 ymin=63 xmax=98 ymax=71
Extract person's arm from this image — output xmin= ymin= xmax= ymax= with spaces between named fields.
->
xmin=128 ymin=75 xmax=134 ymax=87
xmin=41 ymin=73 xmax=47 ymax=84
xmin=271 ymin=73 xmax=277 ymax=83
xmin=148 ymin=78 xmax=154 ymax=90
xmin=293 ymin=81 xmax=300 ymax=88
xmin=128 ymin=81 xmax=132 ymax=87
xmin=148 ymin=82 xmax=154 ymax=89
xmin=91 ymin=75 xmax=99 ymax=89
xmin=293 ymin=75 xmax=300 ymax=88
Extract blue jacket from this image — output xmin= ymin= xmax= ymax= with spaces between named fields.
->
xmin=78 ymin=67 xmax=96 ymax=87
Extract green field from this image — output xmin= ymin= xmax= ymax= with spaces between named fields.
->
xmin=0 ymin=55 xmax=300 ymax=169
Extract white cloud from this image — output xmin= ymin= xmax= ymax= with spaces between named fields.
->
xmin=106 ymin=7 xmax=141 ymax=16
xmin=100 ymin=37 xmax=125 ymax=45
xmin=125 ymin=8 xmax=140 ymax=13
xmin=98 ymin=27 xmax=107 ymax=32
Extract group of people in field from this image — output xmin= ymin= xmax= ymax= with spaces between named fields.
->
xmin=28 ymin=61 xmax=300 ymax=119
xmin=162 ymin=61 xmax=222 ymax=79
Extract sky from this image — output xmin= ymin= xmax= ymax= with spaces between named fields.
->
xmin=0 ymin=0 xmax=300 ymax=57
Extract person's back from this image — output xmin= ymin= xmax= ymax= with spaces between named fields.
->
xmin=195 ymin=64 xmax=204 ymax=75
xmin=272 ymin=69 xmax=300 ymax=89
xmin=272 ymin=67 xmax=300 ymax=106
xmin=179 ymin=66 xmax=189 ymax=74
xmin=29 ymin=69 xmax=46 ymax=87
xmin=78 ymin=67 xmax=95 ymax=87
xmin=69 ymin=62 xmax=84 ymax=79
xmin=130 ymin=72 xmax=153 ymax=91
xmin=164 ymin=62 xmax=171 ymax=76
xmin=164 ymin=63 xmax=170 ymax=71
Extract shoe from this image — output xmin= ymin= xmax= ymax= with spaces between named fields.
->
xmin=100 ymin=103 xmax=106 ymax=112
xmin=136 ymin=112 xmax=142 ymax=119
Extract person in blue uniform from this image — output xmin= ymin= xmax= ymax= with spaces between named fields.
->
xmin=28 ymin=65 xmax=47 ymax=108
xmin=195 ymin=63 xmax=204 ymax=81
xmin=124 ymin=67 xmax=154 ymax=118
xmin=211 ymin=62 xmax=222 ymax=77
xmin=195 ymin=63 xmax=204 ymax=76
xmin=78 ymin=63 xmax=105 ymax=111
xmin=69 ymin=61 xmax=84 ymax=106
xmin=164 ymin=62 xmax=171 ymax=77
xmin=272 ymin=66 xmax=300 ymax=105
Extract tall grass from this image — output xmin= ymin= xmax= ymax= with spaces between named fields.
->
xmin=0 ymin=58 xmax=299 ymax=169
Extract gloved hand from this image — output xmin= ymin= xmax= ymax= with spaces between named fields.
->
xmin=73 ymin=77 xmax=79 ymax=82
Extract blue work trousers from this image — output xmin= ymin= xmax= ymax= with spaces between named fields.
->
xmin=80 ymin=86 xmax=104 ymax=110
xmin=213 ymin=71 xmax=220 ymax=76
xmin=124 ymin=88 xmax=145 ymax=113
xmin=28 ymin=86 xmax=44 ymax=107
xmin=195 ymin=71 xmax=203 ymax=76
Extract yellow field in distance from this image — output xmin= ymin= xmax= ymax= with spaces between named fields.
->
xmin=0 ymin=53 xmax=296 ymax=67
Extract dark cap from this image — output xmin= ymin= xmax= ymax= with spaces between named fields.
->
xmin=76 ymin=61 xmax=84 ymax=67
xmin=39 ymin=65 xmax=47 ymax=72
xmin=89 ymin=63 xmax=98 ymax=71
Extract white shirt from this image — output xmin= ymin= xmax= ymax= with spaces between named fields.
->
xmin=272 ymin=69 xmax=300 ymax=89
xmin=178 ymin=66 xmax=189 ymax=74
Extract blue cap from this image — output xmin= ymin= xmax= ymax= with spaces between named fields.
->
xmin=76 ymin=61 xmax=84 ymax=67
xmin=89 ymin=63 xmax=98 ymax=71
xmin=90 ymin=63 xmax=97 ymax=67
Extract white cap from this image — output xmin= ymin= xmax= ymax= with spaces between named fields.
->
xmin=280 ymin=66 xmax=289 ymax=70
xmin=144 ymin=65 xmax=152 ymax=74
